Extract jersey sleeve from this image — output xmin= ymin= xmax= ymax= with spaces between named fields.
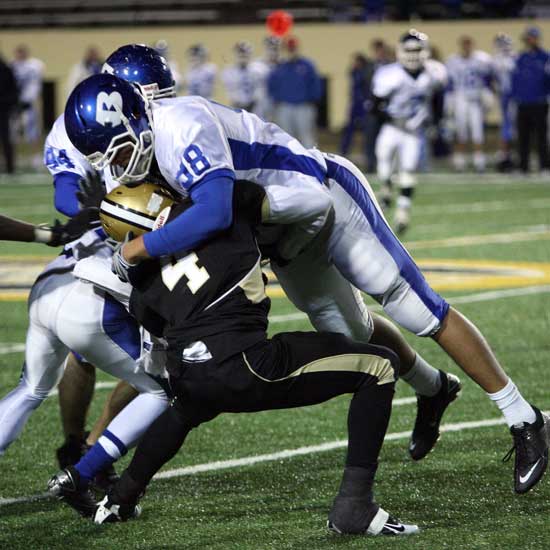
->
xmin=44 ymin=116 xmax=92 ymax=179
xmin=155 ymin=101 xmax=235 ymax=196
xmin=371 ymin=66 xmax=395 ymax=98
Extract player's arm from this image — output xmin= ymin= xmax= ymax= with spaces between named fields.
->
xmin=122 ymin=170 xmax=234 ymax=263
xmin=0 ymin=210 xmax=97 ymax=246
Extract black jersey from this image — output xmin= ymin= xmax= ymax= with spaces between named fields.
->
xmin=129 ymin=182 xmax=270 ymax=362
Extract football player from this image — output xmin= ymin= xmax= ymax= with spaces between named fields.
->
xmin=372 ymin=29 xmax=447 ymax=233
xmin=221 ymin=41 xmax=265 ymax=112
xmin=183 ymin=44 xmax=217 ymax=99
xmin=0 ymin=223 xmax=170 ymax=501
xmin=492 ymin=33 xmax=516 ymax=172
xmin=64 ymin=74 xmax=549 ymax=494
xmin=446 ymin=36 xmax=494 ymax=172
xmin=52 ymin=181 xmax=418 ymax=536
xmin=42 ymin=44 xmax=176 ymax=467
xmin=252 ymin=36 xmax=282 ymax=121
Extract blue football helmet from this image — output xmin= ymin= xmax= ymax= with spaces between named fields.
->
xmin=102 ymin=44 xmax=175 ymax=100
xmin=65 ymin=73 xmax=154 ymax=183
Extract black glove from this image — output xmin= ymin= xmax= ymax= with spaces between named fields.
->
xmin=46 ymin=207 xmax=100 ymax=247
xmin=77 ymin=171 xmax=106 ymax=209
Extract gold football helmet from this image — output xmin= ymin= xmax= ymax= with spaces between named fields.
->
xmin=99 ymin=182 xmax=176 ymax=241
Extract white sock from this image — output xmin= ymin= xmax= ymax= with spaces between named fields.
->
xmin=400 ymin=354 xmax=442 ymax=397
xmin=473 ymin=151 xmax=486 ymax=171
xmin=487 ymin=378 xmax=536 ymax=427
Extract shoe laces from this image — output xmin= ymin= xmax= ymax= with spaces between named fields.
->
xmin=502 ymin=425 xmax=540 ymax=464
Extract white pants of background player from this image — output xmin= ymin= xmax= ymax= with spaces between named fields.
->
xmin=452 ymin=94 xmax=485 ymax=170
xmin=273 ymin=152 xmax=448 ymax=341
xmin=0 ymin=271 xmax=169 ymax=456
xmin=375 ymin=123 xmax=421 ymax=211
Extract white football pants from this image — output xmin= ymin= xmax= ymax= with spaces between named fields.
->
xmin=0 ymin=272 xmax=167 ymax=456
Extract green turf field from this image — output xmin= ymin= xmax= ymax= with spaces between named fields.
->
xmin=1 ymin=173 xmax=549 ymax=549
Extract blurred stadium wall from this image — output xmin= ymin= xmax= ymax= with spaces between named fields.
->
xmin=1 ymin=19 xmax=548 ymax=130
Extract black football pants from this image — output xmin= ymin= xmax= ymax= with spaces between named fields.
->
xmin=114 ymin=331 xmax=398 ymax=503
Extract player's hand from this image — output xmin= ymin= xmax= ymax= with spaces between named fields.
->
xmin=112 ymin=232 xmax=139 ymax=282
xmin=45 ymin=207 xmax=101 ymax=247
xmin=77 ymin=171 xmax=106 ymax=209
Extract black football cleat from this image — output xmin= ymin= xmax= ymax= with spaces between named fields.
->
xmin=328 ymin=506 xmax=419 ymax=537
xmin=503 ymin=407 xmax=550 ymax=494
xmin=93 ymin=495 xmax=142 ymax=524
xmin=47 ymin=465 xmax=98 ymax=518
xmin=409 ymin=370 xmax=462 ymax=461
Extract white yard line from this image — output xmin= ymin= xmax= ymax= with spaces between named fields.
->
xmin=415 ymin=198 xmax=550 ymax=216
xmin=3 ymin=411 xmax=544 ymax=507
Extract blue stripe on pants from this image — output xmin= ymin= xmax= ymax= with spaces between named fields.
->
xmin=325 ymin=159 xmax=449 ymax=323
xmin=102 ymin=294 xmax=141 ymax=360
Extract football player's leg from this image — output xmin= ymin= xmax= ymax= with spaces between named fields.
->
xmin=452 ymin=95 xmax=468 ymax=170
xmin=0 ymin=320 xmax=67 ymax=455
xmin=470 ymin=102 xmax=486 ymax=172
xmin=272 ymin=248 xmax=374 ymax=344
xmin=241 ymin=331 xmax=416 ymax=535
xmin=56 ymin=352 xmax=96 ymax=468
xmin=394 ymin=133 xmax=421 ymax=234
xmin=295 ymin=103 xmax=316 ymax=149
xmin=375 ymin=124 xmax=398 ymax=209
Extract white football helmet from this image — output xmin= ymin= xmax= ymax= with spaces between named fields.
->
xmin=397 ymin=29 xmax=430 ymax=72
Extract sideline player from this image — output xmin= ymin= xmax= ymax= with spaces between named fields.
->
xmin=64 ymin=74 xmax=549 ymax=493
xmin=491 ymin=34 xmax=516 ymax=172
xmin=221 ymin=41 xmax=265 ymax=112
xmin=183 ymin=44 xmax=217 ymax=99
xmin=42 ymin=44 xmax=176 ymax=465
xmin=51 ymin=182 xmax=418 ymax=536
xmin=372 ymin=29 xmax=447 ymax=233
xmin=446 ymin=36 xmax=493 ymax=172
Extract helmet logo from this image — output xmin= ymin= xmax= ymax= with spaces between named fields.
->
xmin=96 ymin=91 xmax=124 ymax=127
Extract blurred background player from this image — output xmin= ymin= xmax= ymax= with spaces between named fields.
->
xmin=268 ymin=36 xmax=322 ymax=148
xmin=0 ymin=51 xmax=18 ymax=174
xmin=340 ymin=53 xmax=375 ymax=170
xmin=253 ymin=36 xmax=281 ymax=121
xmin=221 ymin=41 xmax=264 ymax=112
xmin=491 ymin=34 xmax=516 ymax=172
xmin=183 ymin=43 xmax=217 ymax=99
xmin=66 ymin=46 xmax=103 ymax=96
xmin=446 ymin=36 xmax=493 ymax=172
xmin=11 ymin=45 xmax=45 ymax=167
xmin=154 ymin=39 xmax=182 ymax=93
xmin=372 ymin=29 xmax=447 ymax=234
xmin=510 ymin=26 xmax=550 ymax=175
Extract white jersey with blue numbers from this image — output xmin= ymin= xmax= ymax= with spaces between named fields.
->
xmin=151 ymin=96 xmax=331 ymax=247
xmin=184 ymin=63 xmax=217 ymax=99
xmin=221 ymin=62 xmax=266 ymax=109
xmin=372 ymin=60 xmax=447 ymax=132
xmin=446 ymin=51 xmax=493 ymax=101
xmin=44 ymin=115 xmax=119 ymax=193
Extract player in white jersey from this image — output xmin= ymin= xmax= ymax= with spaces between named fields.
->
xmin=252 ymin=36 xmax=281 ymax=121
xmin=446 ymin=36 xmax=494 ymax=172
xmin=372 ymin=30 xmax=447 ymax=234
xmin=183 ymin=44 xmax=217 ymax=99
xmin=42 ymin=44 xmax=176 ymax=469
xmin=66 ymin=73 xmax=550 ymax=494
xmin=154 ymin=39 xmax=183 ymax=93
xmin=11 ymin=45 xmax=45 ymax=148
xmin=221 ymin=41 xmax=267 ymax=112
xmin=492 ymin=33 xmax=516 ymax=171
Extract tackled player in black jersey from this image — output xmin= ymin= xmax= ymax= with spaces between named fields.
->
xmin=56 ymin=181 xmax=419 ymax=537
